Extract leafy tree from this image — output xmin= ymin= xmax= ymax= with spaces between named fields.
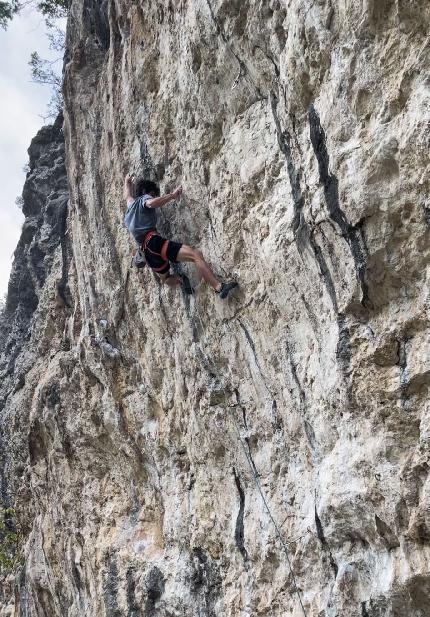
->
xmin=0 ymin=1 xmax=19 ymax=29
xmin=29 ymin=51 xmax=61 ymax=88
xmin=0 ymin=1 xmax=68 ymax=118
xmin=0 ymin=0 xmax=67 ymax=29
xmin=37 ymin=0 xmax=67 ymax=19
xmin=29 ymin=27 xmax=64 ymax=119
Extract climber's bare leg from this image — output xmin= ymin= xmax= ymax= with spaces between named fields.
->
xmin=176 ymin=245 xmax=221 ymax=292
xmin=159 ymin=273 xmax=182 ymax=287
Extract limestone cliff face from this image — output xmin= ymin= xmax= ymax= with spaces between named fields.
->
xmin=1 ymin=1 xmax=430 ymax=616
xmin=0 ymin=113 xmax=69 ymax=612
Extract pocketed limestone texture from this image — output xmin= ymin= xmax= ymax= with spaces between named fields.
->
xmin=0 ymin=1 xmax=429 ymax=616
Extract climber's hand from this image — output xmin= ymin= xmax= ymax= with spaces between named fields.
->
xmin=123 ymin=173 xmax=134 ymax=203
xmin=172 ymin=186 xmax=183 ymax=199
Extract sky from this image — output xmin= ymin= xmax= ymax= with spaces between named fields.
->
xmin=0 ymin=9 xmax=62 ymax=299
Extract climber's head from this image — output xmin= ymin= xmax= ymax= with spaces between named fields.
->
xmin=136 ymin=179 xmax=160 ymax=198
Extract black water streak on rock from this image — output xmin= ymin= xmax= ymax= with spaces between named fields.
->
xmin=243 ymin=437 xmax=259 ymax=480
xmin=306 ymin=226 xmax=339 ymax=312
xmin=252 ymin=44 xmax=280 ymax=77
xmin=303 ymin=420 xmax=318 ymax=454
xmin=424 ymin=207 xmax=430 ymax=227
xmin=300 ymin=293 xmax=320 ymax=338
xmin=271 ymin=95 xmax=354 ymax=381
xmin=144 ymin=566 xmax=165 ymax=617
xmin=375 ymin=515 xmax=400 ymax=550
xmin=336 ymin=314 xmax=351 ymax=375
xmin=285 ymin=342 xmax=306 ymax=406
xmin=54 ymin=582 xmax=69 ymax=617
xmin=82 ymin=0 xmax=110 ymax=53
xmin=57 ymin=198 xmax=71 ymax=308
xmin=270 ymin=93 xmax=305 ymax=235
xmin=314 ymin=507 xmax=326 ymax=544
xmin=308 ymin=105 xmax=371 ymax=309
xmin=103 ymin=552 xmax=122 ymax=617
xmin=69 ymin=543 xmax=86 ymax=615
xmin=233 ymin=468 xmax=248 ymax=561
xmin=270 ymin=94 xmax=339 ymax=312
xmin=298 ymin=230 xmax=354 ymax=387
xmin=396 ymin=338 xmax=408 ymax=403
xmin=127 ymin=566 xmax=141 ymax=617
xmin=315 ymin=506 xmax=338 ymax=578
xmin=232 ymin=391 xmax=266 ymax=482
xmin=234 ymin=389 xmax=248 ymax=428
xmin=191 ymin=548 xmax=221 ymax=617
xmin=71 ymin=553 xmax=82 ymax=592
xmin=285 ymin=341 xmax=320 ymax=455
xmin=361 ymin=601 xmax=371 ymax=617
xmin=237 ymin=319 xmax=261 ymax=370
xmin=237 ymin=318 xmax=274 ymax=398
xmin=238 ymin=403 xmax=259 ymax=479
xmin=107 ymin=0 xmax=124 ymax=53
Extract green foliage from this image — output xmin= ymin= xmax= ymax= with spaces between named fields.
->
xmin=0 ymin=0 xmax=19 ymax=29
xmin=0 ymin=507 xmax=21 ymax=573
xmin=29 ymin=51 xmax=61 ymax=87
xmin=29 ymin=50 xmax=63 ymax=119
xmin=37 ymin=0 xmax=68 ymax=19
xmin=0 ymin=1 xmax=67 ymax=117
xmin=0 ymin=0 xmax=67 ymax=29
xmin=46 ymin=22 xmax=65 ymax=52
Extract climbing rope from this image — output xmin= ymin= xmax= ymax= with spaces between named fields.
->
xmin=227 ymin=406 xmax=308 ymax=617
xmin=191 ymin=296 xmax=308 ymax=617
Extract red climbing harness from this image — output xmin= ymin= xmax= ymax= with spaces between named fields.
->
xmin=142 ymin=230 xmax=170 ymax=272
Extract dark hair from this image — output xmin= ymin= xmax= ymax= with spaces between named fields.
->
xmin=136 ymin=179 xmax=160 ymax=197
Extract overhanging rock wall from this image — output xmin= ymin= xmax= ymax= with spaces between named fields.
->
xmin=1 ymin=1 xmax=430 ymax=615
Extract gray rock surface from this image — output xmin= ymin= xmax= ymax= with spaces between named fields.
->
xmin=1 ymin=1 xmax=430 ymax=615
xmin=0 ymin=112 xmax=69 ymax=613
xmin=0 ymin=114 xmax=69 ymax=405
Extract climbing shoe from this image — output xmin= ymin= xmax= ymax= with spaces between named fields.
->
xmin=218 ymin=281 xmax=238 ymax=299
xmin=181 ymin=274 xmax=194 ymax=295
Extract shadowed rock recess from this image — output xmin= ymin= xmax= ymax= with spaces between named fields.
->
xmin=0 ymin=1 xmax=429 ymax=615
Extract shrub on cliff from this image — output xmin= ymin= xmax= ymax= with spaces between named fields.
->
xmin=0 ymin=507 xmax=21 ymax=574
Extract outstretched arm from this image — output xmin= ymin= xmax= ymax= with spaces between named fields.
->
xmin=123 ymin=174 xmax=135 ymax=205
xmin=146 ymin=186 xmax=183 ymax=209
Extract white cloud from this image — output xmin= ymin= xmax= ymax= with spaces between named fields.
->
xmin=0 ymin=9 xmax=63 ymax=298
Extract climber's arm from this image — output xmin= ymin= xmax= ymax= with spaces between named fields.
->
xmin=123 ymin=174 xmax=135 ymax=205
xmin=146 ymin=186 xmax=182 ymax=209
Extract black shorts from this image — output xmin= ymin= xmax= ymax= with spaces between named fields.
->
xmin=143 ymin=232 xmax=182 ymax=275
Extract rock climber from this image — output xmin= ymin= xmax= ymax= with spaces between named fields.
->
xmin=123 ymin=174 xmax=238 ymax=298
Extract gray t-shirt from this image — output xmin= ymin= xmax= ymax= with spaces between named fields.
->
xmin=124 ymin=194 xmax=157 ymax=243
